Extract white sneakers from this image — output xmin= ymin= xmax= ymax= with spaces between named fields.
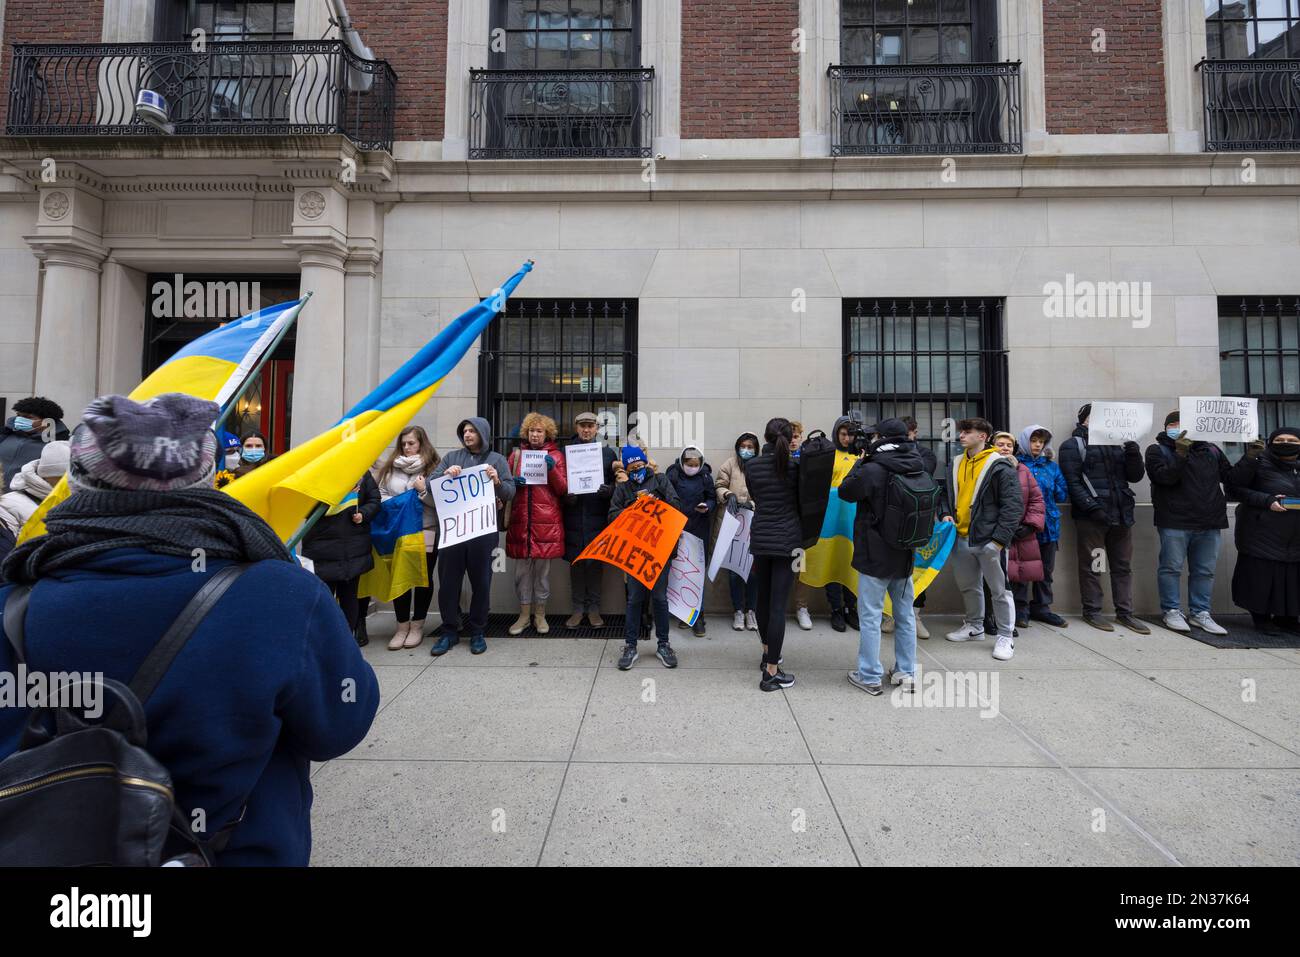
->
xmin=733 ymin=611 xmax=745 ymax=631
xmin=992 ymin=635 xmax=1015 ymax=661
xmin=945 ymin=624 xmax=986 ymax=642
xmin=1162 ymin=609 xmax=1191 ymax=633
xmin=745 ymin=610 xmax=759 ymax=631
xmin=888 ymin=669 xmax=915 ymax=692
xmin=796 ymin=606 xmax=813 ymax=631
xmin=1189 ymin=611 xmax=1228 ymax=636
xmin=914 ymin=614 xmax=930 ymax=639
xmin=881 ymin=614 xmax=895 ymax=634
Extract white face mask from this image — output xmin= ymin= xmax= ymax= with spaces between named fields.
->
xmin=683 ymin=463 xmax=701 ymax=477
xmin=224 ymin=452 xmax=241 ymax=470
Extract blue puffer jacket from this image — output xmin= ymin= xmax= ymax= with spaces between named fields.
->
xmin=1016 ymin=452 xmax=1067 ymax=544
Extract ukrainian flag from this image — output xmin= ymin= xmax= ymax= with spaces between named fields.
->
xmin=225 ymin=262 xmax=533 ymax=541
xmin=356 ymin=490 xmax=428 ymax=602
xmin=17 ymin=297 xmax=307 ymax=544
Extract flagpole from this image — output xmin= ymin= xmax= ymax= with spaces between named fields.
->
xmin=286 ymin=501 xmax=329 ymax=551
xmin=213 ymin=290 xmax=312 ymax=434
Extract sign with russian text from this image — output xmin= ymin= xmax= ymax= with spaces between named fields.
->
xmin=1088 ymin=400 xmax=1154 ymax=446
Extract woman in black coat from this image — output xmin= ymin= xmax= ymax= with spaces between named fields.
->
xmin=1227 ymin=427 xmax=1300 ymax=635
xmin=745 ymin=417 xmax=802 ymax=692
xmin=302 ymin=471 xmax=382 ymax=645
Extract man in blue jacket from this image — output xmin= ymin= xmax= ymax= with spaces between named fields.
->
xmin=0 ymin=393 xmax=379 ymax=866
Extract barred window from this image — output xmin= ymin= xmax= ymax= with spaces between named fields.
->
xmin=1219 ymin=296 xmax=1300 ymax=443
xmin=477 ymin=298 xmax=637 ymax=456
xmin=841 ymin=0 xmax=994 ymax=64
xmin=1205 ymin=0 xmax=1300 ymax=59
xmin=493 ymin=0 xmax=640 ymax=69
xmin=843 ymin=297 xmax=1008 ymax=475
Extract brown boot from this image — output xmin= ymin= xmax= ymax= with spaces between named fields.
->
xmin=587 ymin=610 xmax=605 ymax=628
xmin=404 ymin=619 xmax=425 ymax=648
xmin=565 ymin=610 xmax=584 ymax=629
xmin=533 ymin=603 xmax=550 ymax=635
xmin=509 ymin=604 xmax=532 ymax=636
xmin=388 ymin=620 xmax=409 ymax=651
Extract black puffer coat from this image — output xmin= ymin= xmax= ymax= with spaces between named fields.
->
xmin=302 ymin=472 xmax=382 ymax=582
xmin=744 ymin=443 xmax=802 ymax=558
xmin=1058 ymin=425 xmax=1144 ymax=527
xmin=1144 ymin=432 xmax=1230 ymax=530
xmin=562 ymin=436 xmax=620 ymax=560
xmin=837 ymin=439 xmax=926 ymax=579
xmin=1227 ymin=438 xmax=1300 ymax=563
xmin=666 ymin=454 xmax=715 ymax=543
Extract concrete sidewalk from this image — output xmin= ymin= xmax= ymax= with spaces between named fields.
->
xmin=309 ymin=614 xmax=1300 ymax=867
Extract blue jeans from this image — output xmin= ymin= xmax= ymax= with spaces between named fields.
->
xmin=728 ymin=569 xmax=758 ymax=612
xmin=625 ymin=573 xmax=670 ymax=645
xmin=1157 ymin=528 xmax=1221 ymax=615
xmin=853 ymin=573 xmax=917 ymax=685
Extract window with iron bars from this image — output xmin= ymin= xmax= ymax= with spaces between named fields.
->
xmin=1219 ymin=296 xmax=1300 ymax=447
xmin=477 ymin=298 xmax=638 ymax=457
xmin=843 ymin=297 xmax=1008 ymax=476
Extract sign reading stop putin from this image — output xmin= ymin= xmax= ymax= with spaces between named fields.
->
xmin=577 ymin=493 xmax=687 ymax=590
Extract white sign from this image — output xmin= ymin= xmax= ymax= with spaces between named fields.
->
xmin=520 ymin=449 xmax=547 ymax=485
xmin=435 ymin=464 xmax=498 ymax=548
xmin=565 ymin=442 xmax=604 ymax=495
xmin=1179 ymin=396 xmax=1259 ymax=443
xmin=708 ymin=504 xmax=754 ymax=582
xmin=666 ymin=532 xmax=706 ymax=626
xmin=1087 ymin=400 xmax=1154 ymax=446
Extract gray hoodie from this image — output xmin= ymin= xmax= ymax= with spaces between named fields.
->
xmin=430 ymin=416 xmax=516 ymax=503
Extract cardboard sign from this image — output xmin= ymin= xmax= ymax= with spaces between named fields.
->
xmin=707 ymin=502 xmax=754 ymax=583
xmin=1088 ymin=400 xmax=1154 ymax=446
xmin=520 ymin=449 xmax=548 ymax=485
xmin=565 ymin=442 xmax=604 ymax=495
xmin=666 ymin=531 xmax=706 ymax=626
xmin=576 ymin=493 xmax=687 ymax=590
xmin=1179 ymin=396 xmax=1259 ymax=443
xmin=435 ymin=464 xmax=498 ymax=548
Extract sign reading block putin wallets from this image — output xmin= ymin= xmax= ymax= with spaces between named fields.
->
xmin=1088 ymin=401 xmax=1154 ymax=446
xmin=1180 ymin=396 xmax=1260 ymax=444
xmin=666 ymin=531 xmax=707 ymax=626
xmin=435 ymin=464 xmax=498 ymax=548
xmin=565 ymin=442 xmax=604 ymax=495
xmin=707 ymin=502 xmax=754 ymax=583
xmin=577 ymin=494 xmax=687 ymax=590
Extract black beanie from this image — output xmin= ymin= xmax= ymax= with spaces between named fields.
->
xmin=1164 ymin=410 xmax=1180 ymax=429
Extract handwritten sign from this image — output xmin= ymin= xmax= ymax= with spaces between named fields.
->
xmin=666 ymin=531 xmax=706 ymax=626
xmin=435 ymin=464 xmax=497 ymax=548
xmin=576 ymin=494 xmax=687 ymax=590
xmin=1179 ymin=396 xmax=1258 ymax=443
xmin=520 ymin=449 xmax=547 ymax=485
xmin=565 ymin=442 xmax=604 ymax=495
xmin=708 ymin=502 xmax=754 ymax=582
xmin=1088 ymin=400 xmax=1153 ymax=446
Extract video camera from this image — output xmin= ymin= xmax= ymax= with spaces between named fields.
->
xmin=846 ymin=410 xmax=872 ymax=455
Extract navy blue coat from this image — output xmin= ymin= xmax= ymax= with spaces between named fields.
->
xmin=0 ymin=548 xmax=379 ymax=865
xmin=666 ymin=459 xmax=716 ymax=544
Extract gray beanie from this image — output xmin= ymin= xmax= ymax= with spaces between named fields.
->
xmin=35 ymin=439 xmax=70 ymax=479
xmin=68 ymin=393 xmax=220 ymax=493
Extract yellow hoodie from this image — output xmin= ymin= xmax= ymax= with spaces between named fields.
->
xmin=955 ymin=446 xmax=998 ymax=537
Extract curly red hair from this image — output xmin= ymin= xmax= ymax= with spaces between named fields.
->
xmin=520 ymin=412 xmax=557 ymax=442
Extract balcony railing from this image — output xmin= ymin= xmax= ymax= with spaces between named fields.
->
xmin=6 ymin=40 xmax=397 ymax=152
xmin=828 ymin=62 xmax=1021 ymax=156
xmin=1198 ymin=58 xmax=1300 ymax=151
xmin=468 ymin=67 xmax=653 ymax=159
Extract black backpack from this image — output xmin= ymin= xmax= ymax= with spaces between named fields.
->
xmin=796 ymin=430 xmax=836 ymax=548
xmin=877 ymin=470 xmax=941 ymax=549
xmin=0 ymin=564 xmax=248 ymax=866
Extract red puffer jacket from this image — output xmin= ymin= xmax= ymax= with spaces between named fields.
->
xmin=506 ymin=441 xmax=568 ymax=559
xmin=1008 ymin=460 xmax=1047 ymax=583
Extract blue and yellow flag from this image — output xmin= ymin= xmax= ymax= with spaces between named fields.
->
xmin=18 ymin=297 xmax=307 ymax=544
xmin=356 ymin=490 xmax=428 ymax=602
xmin=225 ymin=262 xmax=533 ymax=541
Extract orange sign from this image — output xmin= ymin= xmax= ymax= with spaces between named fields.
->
xmin=576 ymin=493 xmax=687 ymax=589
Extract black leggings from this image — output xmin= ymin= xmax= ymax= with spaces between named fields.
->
xmin=329 ymin=578 xmax=361 ymax=632
xmin=393 ymin=550 xmax=438 ymax=623
xmin=753 ymin=555 xmax=796 ymax=667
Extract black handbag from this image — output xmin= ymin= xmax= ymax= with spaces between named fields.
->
xmin=0 ymin=563 xmax=248 ymax=866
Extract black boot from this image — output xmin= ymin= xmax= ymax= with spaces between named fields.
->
xmin=354 ymin=618 xmax=369 ymax=647
xmin=830 ymin=608 xmax=846 ymax=632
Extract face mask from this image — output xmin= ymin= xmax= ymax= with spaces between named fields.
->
xmin=1271 ymin=442 xmax=1300 ymax=458
xmin=738 ymin=448 xmax=756 ymax=461
xmin=12 ymin=416 xmax=33 ymax=433
xmin=242 ymin=447 xmax=266 ymax=463
xmin=1166 ymin=428 xmax=1182 ymax=440
xmin=630 ymin=467 xmax=647 ymax=482
xmin=683 ymin=463 xmax=701 ymax=476
xmin=224 ymin=452 xmax=241 ymax=470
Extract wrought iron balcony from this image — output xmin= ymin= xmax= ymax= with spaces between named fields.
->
xmin=828 ymin=62 xmax=1021 ymax=156
xmin=468 ymin=67 xmax=653 ymax=159
xmin=1198 ymin=58 xmax=1300 ymax=151
xmin=6 ymin=40 xmax=397 ymax=152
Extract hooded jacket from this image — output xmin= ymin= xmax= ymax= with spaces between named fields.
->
xmin=1226 ymin=429 xmax=1300 ymax=564
xmin=837 ymin=436 xmax=925 ymax=579
xmin=430 ymin=417 xmax=517 ymax=535
xmin=949 ymin=446 xmax=1023 ymax=548
xmin=1057 ymin=424 xmax=1144 ymax=527
xmin=562 ymin=435 xmax=623 ymax=561
xmin=1007 ymin=459 xmax=1047 ymax=583
xmin=745 ymin=442 xmax=802 ymax=558
xmin=0 ymin=440 xmax=68 ymax=539
xmin=506 ymin=439 xmax=568 ymax=559
xmin=608 ymin=458 xmax=682 ymax=522
xmin=1016 ymin=424 xmax=1068 ymax=544
xmin=301 ymin=471 xmax=382 ymax=582
xmin=714 ymin=432 xmax=759 ymax=507
xmin=0 ymin=416 xmax=70 ymax=491
xmin=1144 ymin=431 xmax=1230 ymax=531
xmin=666 ymin=447 xmax=716 ymax=543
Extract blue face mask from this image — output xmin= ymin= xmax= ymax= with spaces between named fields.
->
xmin=12 ymin=416 xmax=34 ymax=433
xmin=1166 ymin=428 xmax=1182 ymax=440
xmin=242 ymin=447 xmax=266 ymax=463
xmin=738 ymin=448 xmax=756 ymax=461
xmin=629 ymin=467 xmax=647 ymax=483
